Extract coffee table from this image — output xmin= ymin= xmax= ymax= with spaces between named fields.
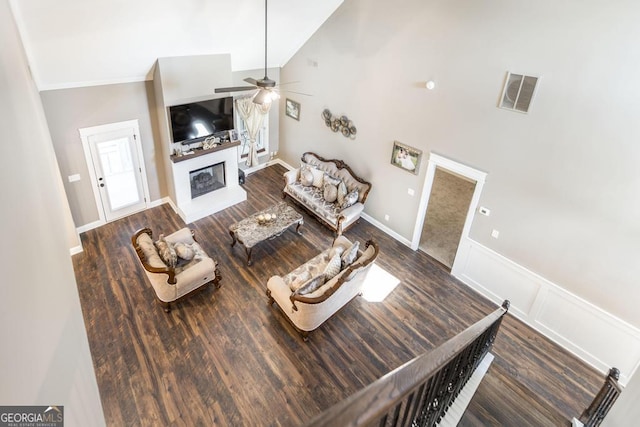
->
xmin=229 ymin=202 xmax=304 ymax=266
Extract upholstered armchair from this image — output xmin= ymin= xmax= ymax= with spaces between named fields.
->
xmin=132 ymin=227 xmax=221 ymax=312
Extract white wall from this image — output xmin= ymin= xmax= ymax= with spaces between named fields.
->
xmin=0 ymin=2 xmax=105 ymax=425
xmin=280 ymin=0 xmax=640 ymax=332
xmin=10 ymin=0 xmax=343 ymax=89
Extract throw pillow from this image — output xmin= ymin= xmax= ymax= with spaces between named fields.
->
xmin=300 ymin=168 xmax=314 ymax=186
xmin=323 ymin=182 xmax=338 ymax=203
xmin=286 ymin=270 xmax=312 ymax=292
xmin=341 ymin=189 xmax=359 ymax=209
xmin=310 ymin=167 xmax=325 ymax=188
xmin=329 ymin=245 xmax=345 ymax=259
xmin=341 ymin=241 xmax=360 ymax=269
xmin=174 ymin=242 xmax=195 ymax=261
xmin=295 ymin=274 xmax=326 ymax=295
xmin=336 ymin=180 xmax=348 ymax=206
xmin=324 ymin=173 xmax=341 ymax=187
xmin=323 ymin=253 xmax=342 ymax=281
xmin=154 ymin=235 xmax=177 ymax=268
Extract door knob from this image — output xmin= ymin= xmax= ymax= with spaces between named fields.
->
xmin=100 ymin=183 xmax=105 ymax=187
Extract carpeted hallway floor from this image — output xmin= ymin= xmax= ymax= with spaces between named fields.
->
xmin=420 ymin=167 xmax=476 ymax=268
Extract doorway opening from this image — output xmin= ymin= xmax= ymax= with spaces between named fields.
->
xmin=79 ymin=120 xmax=150 ymax=224
xmin=419 ymin=167 xmax=476 ymax=268
xmin=411 ymin=153 xmax=487 ymax=274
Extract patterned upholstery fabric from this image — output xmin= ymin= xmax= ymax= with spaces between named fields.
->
xmin=137 ymin=234 xmax=167 ymax=269
xmin=336 ymin=180 xmax=348 ymax=206
xmin=323 ymin=253 xmax=342 ymax=281
xmin=302 ymin=153 xmax=369 ymax=203
xmin=341 ymin=189 xmax=359 ymax=209
xmin=309 ymin=166 xmax=325 ymax=188
xmin=300 ymin=168 xmax=314 ymax=186
xmin=283 ymin=153 xmax=371 ymax=235
xmin=287 ymin=182 xmax=341 ymax=225
xmin=284 ymin=249 xmax=332 ymax=291
xmin=174 ymin=242 xmax=206 ymax=275
xmin=155 ymin=235 xmax=177 ymax=267
xmin=341 ymin=241 xmax=360 ymax=269
xmin=324 ymin=183 xmax=338 ymax=203
xmin=295 ymin=274 xmax=326 ymax=295
xmin=174 ymin=242 xmax=195 ymax=260
xmin=324 ymin=173 xmax=341 ymax=187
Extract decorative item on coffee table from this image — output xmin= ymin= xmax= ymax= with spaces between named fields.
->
xmin=229 ymin=202 xmax=304 ymax=266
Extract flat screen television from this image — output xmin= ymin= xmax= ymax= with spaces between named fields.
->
xmin=169 ymin=96 xmax=235 ymax=144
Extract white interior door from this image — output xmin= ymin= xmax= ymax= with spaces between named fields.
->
xmin=80 ymin=120 xmax=150 ymax=223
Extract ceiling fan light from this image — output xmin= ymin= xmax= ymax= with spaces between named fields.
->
xmin=253 ymin=88 xmax=280 ymax=105
xmin=252 ymin=89 xmax=271 ymax=105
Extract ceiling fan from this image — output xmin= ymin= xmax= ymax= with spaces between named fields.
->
xmin=215 ymin=0 xmax=279 ymax=104
xmin=215 ymin=0 xmax=309 ymax=104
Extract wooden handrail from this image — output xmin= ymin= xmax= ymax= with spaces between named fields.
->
xmin=304 ymin=300 xmax=510 ymax=427
xmin=579 ymin=367 xmax=622 ymax=427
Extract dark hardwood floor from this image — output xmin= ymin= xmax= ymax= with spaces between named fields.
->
xmin=72 ymin=163 xmax=602 ymax=426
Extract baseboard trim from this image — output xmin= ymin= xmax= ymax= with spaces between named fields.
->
xmin=76 ymin=219 xmax=104 ymax=234
xmin=453 ymin=236 xmax=640 ymax=386
xmin=361 ymin=213 xmax=412 ymax=247
xmin=75 ymin=198 xmax=174 ymax=235
xmin=69 ymin=245 xmax=83 ymax=256
xmin=240 ymin=158 xmax=292 ymax=177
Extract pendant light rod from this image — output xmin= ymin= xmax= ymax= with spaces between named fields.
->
xmin=263 ymin=0 xmax=268 ymax=79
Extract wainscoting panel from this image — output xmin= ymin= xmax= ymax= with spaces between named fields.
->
xmin=460 ymin=243 xmax=540 ymax=320
xmin=453 ymin=237 xmax=640 ymax=386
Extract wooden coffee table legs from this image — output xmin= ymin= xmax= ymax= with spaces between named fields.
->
xmin=229 ymin=230 xmax=257 ymax=266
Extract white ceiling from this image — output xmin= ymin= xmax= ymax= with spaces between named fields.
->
xmin=9 ymin=0 xmax=343 ymax=90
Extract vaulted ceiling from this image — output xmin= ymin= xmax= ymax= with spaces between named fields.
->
xmin=10 ymin=0 xmax=343 ymax=90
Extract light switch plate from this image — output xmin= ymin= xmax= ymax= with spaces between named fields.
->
xmin=68 ymin=174 xmax=81 ymax=182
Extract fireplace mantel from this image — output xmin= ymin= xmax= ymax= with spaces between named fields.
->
xmin=171 ymin=143 xmax=246 ymax=224
xmin=170 ymin=140 xmax=240 ymax=163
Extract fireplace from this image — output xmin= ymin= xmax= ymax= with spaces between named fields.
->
xmin=190 ymin=162 xmax=225 ymax=199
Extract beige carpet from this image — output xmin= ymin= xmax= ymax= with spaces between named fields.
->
xmin=420 ymin=167 xmax=476 ymax=268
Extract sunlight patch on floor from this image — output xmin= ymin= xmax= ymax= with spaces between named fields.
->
xmin=361 ymin=264 xmax=401 ymax=302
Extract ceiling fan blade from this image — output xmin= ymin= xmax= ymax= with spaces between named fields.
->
xmin=276 ymin=81 xmax=301 ymax=87
xmin=243 ymin=77 xmax=258 ymax=85
xmin=214 ymin=86 xmax=256 ymax=93
xmin=281 ymin=90 xmax=313 ymax=97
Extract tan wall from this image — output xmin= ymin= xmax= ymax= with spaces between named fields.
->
xmin=41 ymin=61 xmax=280 ymax=228
xmin=1 ymin=1 xmax=104 ymax=423
xmin=40 ymin=81 xmax=166 ymax=227
xmin=279 ymin=0 xmax=640 ymax=328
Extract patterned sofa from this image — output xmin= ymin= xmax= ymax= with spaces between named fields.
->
xmin=266 ymin=236 xmax=379 ymax=341
xmin=283 ymin=152 xmax=372 ymax=235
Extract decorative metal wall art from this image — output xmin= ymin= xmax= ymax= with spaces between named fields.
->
xmin=322 ymin=109 xmax=357 ymax=139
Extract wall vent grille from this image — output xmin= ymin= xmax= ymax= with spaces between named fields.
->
xmin=499 ymin=72 xmax=539 ymax=113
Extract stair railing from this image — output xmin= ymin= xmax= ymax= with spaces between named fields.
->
xmin=578 ymin=367 xmax=622 ymax=427
xmin=304 ymin=300 xmax=510 ymax=427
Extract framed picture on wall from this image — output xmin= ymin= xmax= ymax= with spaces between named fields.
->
xmin=391 ymin=141 xmax=422 ymax=175
xmin=285 ymin=98 xmax=300 ymax=120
